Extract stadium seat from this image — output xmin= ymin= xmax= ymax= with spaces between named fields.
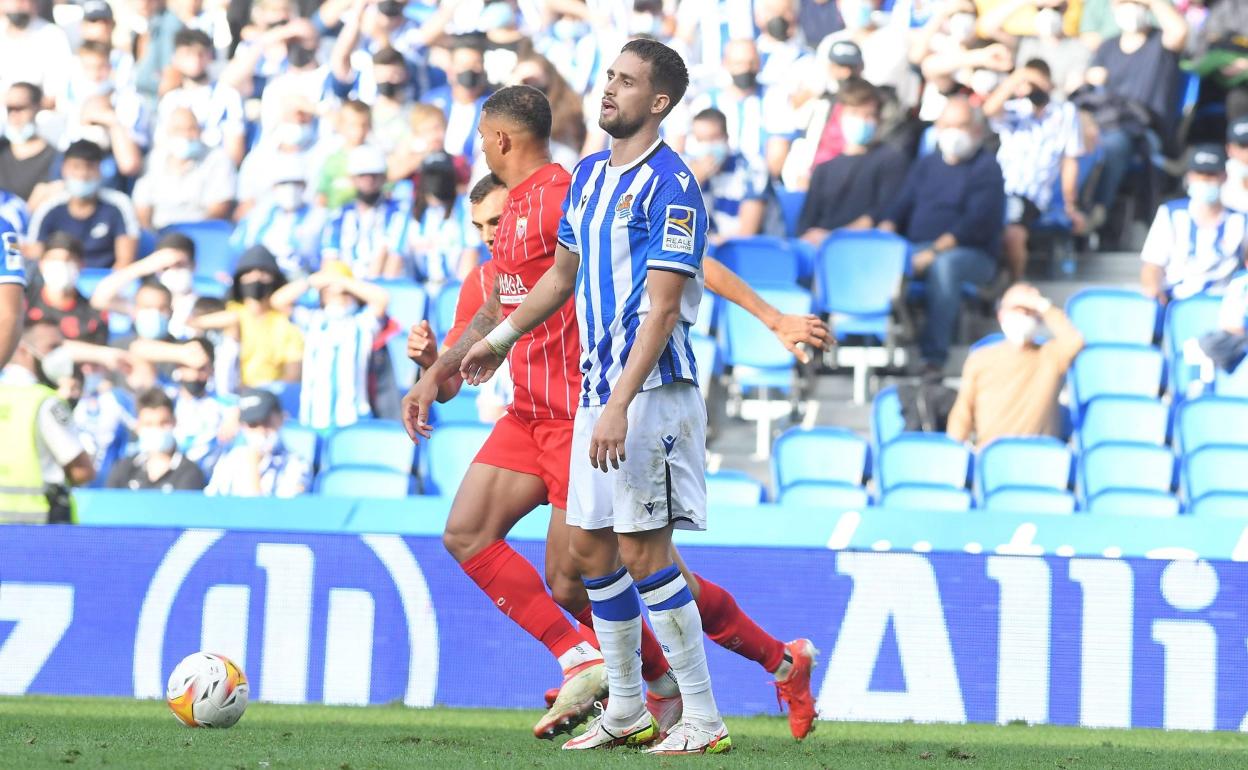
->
xmin=76 ymin=267 xmax=113 ymax=297
xmin=877 ymin=433 xmax=972 ymax=493
xmin=422 ymin=422 xmax=492 ymax=495
xmin=164 ymin=220 xmax=237 ymax=281
xmin=1064 ymin=288 xmax=1159 ymax=346
xmin=1078 ymin=395 xmax=1170 ymax=451
xmin=1086 ymin=489 xmax=1181 ymax=517
xmin=978 ymin=437 xmax=1073 ymax=497
xmin=714 ymin=236 xmax=802 ymax=285
xmin=192 ymin=275 xmax=228 ymax=299
xmin=778 ymin=481 xmax=870 ymax=511
xmin=1081 ymin=442 xmax=1177 ymax=502
xmin=324 ymin=419 xmax=416 ymax=474
xmin=376 ymin=280 xmax=428 ymax=335
xmin=881 ymin=484 xmax=973 ymax=512
xmin=1070 ymin=344 xmax=1165 ymax=416
xmin=816 ymin=229 xmax=909 ymax=403
xmin=387 ymin=333 xmax=417 ymax=396
xmin=434 ymin=282 xmax=461 ymax=339
xmin=261 ymin=381 xmax=301 ymax=420
xmin=772 ymin=427 xmax=870 ymax=493
xmin=137 ymin=228 xmax=158 ymax=258
xmin=1176 ymin=396 xmax=1248 ymax=454
xmin=430 ymin=385 xmax=482 ymax=424
xmin=692 ymin=290 xmax=719 ymax=337
xmin=871 ymin=385 xmax=905 ymax=452
xmin=690 ymin=332 xmax=719 ymax=397
xmin=1183 ymin=445 xmax=1248 ymax=508
xmin=983 ymin=487 xmax=1077 ymax=515
xmin=774 ymin=186 xmax=806 ymax=238
xmin=706 ymin=470 xmax=765 ymax=506
xmin=280 ymin=424 xmax=321 ymax=473
xmin=1187 ymin=493 xmax=1248 ymax=516
xmin=1163 ymin=293 xmax=1221 ymax=395
xmin=316 ymin=466 xmax=412 ymax=498
xmin=1214 ymin=361 xmax=1248 ymax=398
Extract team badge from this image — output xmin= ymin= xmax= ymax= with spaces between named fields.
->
xmin=515 ymin=216 xmax=528 ymax=238
xmin=663 ymin=205 xmax=695 ymax=255
xmin=615 ymin=194 xmax=634 ymax=220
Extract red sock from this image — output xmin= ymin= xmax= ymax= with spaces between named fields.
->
xmin=695 ymin=574 xmax=787 ymax=673
xmin=577 ymin=604 xmax=671 ymax=682
xmin=572 ymin=606 xmax=600 ymax=649
xmin=461 ymin=540 xmax=585 ymax=661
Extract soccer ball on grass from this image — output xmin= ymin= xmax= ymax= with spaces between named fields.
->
xmin=166 ymin=652 xmax=249 ymax=728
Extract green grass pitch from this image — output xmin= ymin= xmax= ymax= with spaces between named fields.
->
xmin=2 ymin=696 xmax=1245 ymax=769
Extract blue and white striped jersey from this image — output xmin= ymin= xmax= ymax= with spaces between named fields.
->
xmin=322 ymin=197 xmax=408 ymax=278
xmin=0 ymin=218 xmax=24 ymax=287
xmin=0 ymin=189 xmax=29 ymax=241
xmin=557 ymin=139 xmax=708 ymax=407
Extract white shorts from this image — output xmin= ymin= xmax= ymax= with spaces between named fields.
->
xmin=566 ymin=382 xmax=708 ymax=534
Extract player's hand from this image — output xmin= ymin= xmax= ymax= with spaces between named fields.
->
xmin=401 ymin=377 xmax=439 ymax=441
xmin=407 ymin=320 xmax=438 ymax=368
xmin=769 ymin=313 xmax=831 ymax=364
xmin=589 ymin=404 xmax=628 ymax=472
xmin=460 ymin=339 xmax=505 ymax=385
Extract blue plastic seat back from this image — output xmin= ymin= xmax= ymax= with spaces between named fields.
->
xmin=316 ymin=465 xmax=412 ymax=498
xmin=723 ymin=285 xmax=812 ymax=371
xmin=690 ymin=332 xmax=719 ymax=393
xmin=872 ymin=386 xmax=905 ymax=451
xmin=984 ymin=487 xmax=1076 ymax=515
xmin=1184 ymin=445 xmax=1248 ymax=502
xmin=815 ymin=230 xmax=908 ymax=333
xmin=280 ymin=424 xmax=321 ymax=473
xmin=376 ymin=280 xmax=428 ymax=335
xmin=1164 ymin=293 xmax=1221 ymax=393
xmin=774 ymin=188 xmax=806 ymax=238
xmin=1215 ymin=360 xmax=1248 ymax=397
xmin=1178 ymin=397 xmax=1248 ymax=454
xmin=1087 ymin=489 xmax=1181 ymax=517
xmin=773 ymin=427 xmax=870 ymax=491
xmin=1071 ymin=344 xmax=1164 ymax=413
xmin=714 ymin=236 xmax=801 ymax=285
xmin=430 ymin=385 xmax=482 ymax=424
xmin=706 ymin=470 xmax=765 ymax=506
xmin=1188 ymin=492 xmax=1248 ymax=517
xmin=882 ymin=484 xmax=972 ymax=512
xmin=978 ymin=437 xmax=1073 ymax=495
xmin=163 ymin=220 xmax=237 ymax=281
xmin=779 ymin=481 xmax=870 ymax=511
xmin=434 ymin=282 xmax=461 ymax=339
xmin=423 ymin=422 xmax=492 ymax=495
xmin=193 ymin=275 xmax=228 ymax=299
xmin=1081 ymin=441 xmax=1176 ymax=499
xmin=1079 ymin=395 xmax=1170 ymax=451
xmin=325 ymin=419 xmax=416 ymax=474
xmin=878 ymin=433 xmax=972 ymax=493
xmin=1065 ymin=289 xmax=1159 ymax=346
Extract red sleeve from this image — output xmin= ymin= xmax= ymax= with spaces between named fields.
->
xmin=443 ymin=262 xmax=493 ymax=349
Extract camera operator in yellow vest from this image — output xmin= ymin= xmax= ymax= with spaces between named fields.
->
xmin=0 ymin=320 xmax=95 ymax=524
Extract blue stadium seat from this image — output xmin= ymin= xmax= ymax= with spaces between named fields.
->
xmin=778 ymin=481 xmax=870 ymax=511
xmin=707 ymin=470 xmax=765 ymax=506
xmin=714 ymin=236 xmax=802 ymax=285
xmin=388 ymin=333 xmax=417 ymax=394
xmin=1214 ymin=361 xmax=1248 ymax=398
xmin=772 ymin=427 xmax=870 ymax=493
xmin=983 ymin=487 xmax=1077 ymax=515
xmin=76 ymin=267 xmax=113 ymax=297
xmin=690 ymin=332 xmax=719 ymax=396
xmin=137 ymin=228 xmax=158 ymax=259
xmin=192 ymin=275 xmax=228 ymax=299
xmin=163 ymin=220 xmax=237 ymax=281
xmin=430 ymin=385 xmax=482 ymax=424
xmin=376 ymin=280 xmax=428 ymax=335
xmin=316 ymin=466 xmax=412 ymax=498
xmin=261 ymin=381 xmax=301 ymax=420
xmin=422 ymin=422 xmax=492 ymax=495
xmin=978 ymin=437 xmax=1073 ymax=497
xmin=1164 ymin=293 xmax=1221 ymax=395
xmin=324 ymin=419 xmax=416 ymax=474
xmin=1070 ymin=344 xmax=1165 ymax=416
xmin=280 ymin=424 xmax=321 ymax=472
xmin=1183 ymin=445 xmax=1248 ymax=509
xmin=882 ymin=484 xmax=972 ymax=512
xmin=108 ymin=312 xmax=133 ymax=340
xmin=1177 ymin=397 xmax=1248 ymax=454
xmin=723 ymin=285 xmax=812 ymax=386
xmin=1086 ymin=489 xmax=1181 ymax=517
xmin=1078 ymin=395 xmax=1170 ymax=451
xmin=1065 ymin=288 xmax=1159 ymax=346
xmin=1188 ymin=493 xmax=1248 ymax=516
xmin=434 ymin=282 xmax=461 ymax=339
xmin=871 ymin=385 xmax=905 ymax=452
xmin=1081 ymin=442 xmax=1176 ymax=501
xmin=692 ymin=291 xmax=719 ymax=337
xmin=877 ymin=433 xmax=972 ymax=493
xmin=774 ymin=187 xmax=806 ymax=238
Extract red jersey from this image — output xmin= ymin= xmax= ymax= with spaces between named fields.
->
xmin=490 ymin=163 xmax=581 ymax=421
xmin=444 ymin=261 xmax=495 ymax=349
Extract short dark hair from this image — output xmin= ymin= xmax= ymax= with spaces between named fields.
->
xmin=372 ymin=46 xmax=405 ymax=68
xmin=468 ymin=173 xmax=506 ymax=204
xmin=343 ymin=99 xmax=371 ymax=117
xmin=186 ymin=336 xmax=215 ymax=365
xmin=174 ymin=28 xmax=213 ymax=52
xmin=692 ymin=108 xmax=728 ymax=136
xmin=1023 ymin=58 xmax=1052 ymax=80
xmin=44 ymin=232 xmax=84 ymax=261
xmin=154 ymin=232 xmax=196 ymax=264
xmin=138 ymin=278 xmax=173 ymax=305
xmin=137 ymin=387 xmax=175 ymax=414
xmin=78 ymin=40 xmax=111 ymax=58
xmin=64 ymin=139 xmax=104 ymax=164
xmin=8 ymin=81 xmax=42 ymax=107
xmin=837 ymin=77 xmax=881 ymax=110
xmin=482 ymin=85 xmax=552 ymax=140
xmin=192 ymin=296 xmax=225 ymax=316
xmin=621 ymin=39 xmax=689 ymax=116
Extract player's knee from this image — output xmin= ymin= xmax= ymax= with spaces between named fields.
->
xmin=548 ymin=573 xmax=588 ymax=614
xmin=442 ymin=525 xmax=486 ymax=563
xmin=618 ymin=531 xmax=671 ymax=579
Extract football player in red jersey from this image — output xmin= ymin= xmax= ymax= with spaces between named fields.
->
xmin=403 ymin=86 xmax=829 ymax=742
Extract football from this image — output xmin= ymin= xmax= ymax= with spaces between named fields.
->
xmin=165 ymin=652 xmax=249 ymax=728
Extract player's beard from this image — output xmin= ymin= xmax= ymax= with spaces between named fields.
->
xmin=599 ymin=108 xmax=645 ymax=140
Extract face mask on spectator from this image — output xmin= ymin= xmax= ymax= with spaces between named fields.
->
xmin=66 ymin=176 xmax=102 ymax=199
xmin=274 ymin=182 xmax=305 ymax=211
xmin=1112 ymin=2 xmax=1148 ymax=33
xmin=239 ymin=278 xmax=275 ymax=301
xmin=1228 ymin=159 xmax=1248 ymax=182
xmin=243 ymin=427 xmax=278 ymax=454
xmin=170 ymin=136 xmax=207 ymax=161
xmin=6 ymin=11 xmax=31 ymax=27
xmin=160 ymin=267 xmax=194 ymax=296
xmin=456 ymin=70 xmax=487 ymax=90
xmin=31 ymin=344 xmax=74 ymax=386
xmin=4 ymin=121 xmax=34 ymax=143
xmin=1034 ymin=7 xmax=1064 ymax=37
xmin=731 ymin=71 xmax=759 ymax=91
xmin=377 ymin=0 xmax=404 ymax=16
xmin=552 ymin=17 xmax=589 ymax=40
xmin=376 ymin=81 xmax=406 ymax=99
xmin=1027 ymin=88 xmax=1051 ymax=109
xmin=948 ymin=12 xmax=978 ymax=43
xmin=1001 ymin=311 xmax=1038 ymax=346
xmin=178 ymin=373 xmax=209 ymax=397
xmin=137 ymin=426 xmax=176 ymax=455
xmin=356 ymin=187 xmax=383 ymax=206
xmin=969 ymin=68 xmax=1002 ymax=96
xmin=135 ymin=308 xmax=171 ymax=339
xmin=287 ymin=42 xmax=316 ymax=68
xmin=765 ymin=16 xmax=791 ymax=40
xmin=937 ymin=128 xmax=976 ymax=162
xmin=274 ymin=121 xmax=313 ymax=149
xmin=1187 ymin=180 xmax=1222 ymax=206
xmin=324 ymin=299 xmax=358 ymax=319
xmin=686 ymin=137 xmax=728 ymax=166
xmin=840 ymin=114 xmax=877 ymax=146
xmin=41 ymin=260 xmax=79 ymax=293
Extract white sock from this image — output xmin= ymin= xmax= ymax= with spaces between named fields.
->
xmin=584 ymin=567 xmax=645 ymax=724
xmin=637 ymin=565 xmax=721 ymax=729
xmin=556 ymin=641 xmax=602 ymax=673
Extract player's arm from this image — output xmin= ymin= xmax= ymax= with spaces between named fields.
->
xmin=0 ymin=283 xmax=22 ymax=368
xmin=704 ymin=257 xmax=830 ymax=364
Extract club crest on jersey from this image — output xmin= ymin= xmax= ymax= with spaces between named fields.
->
xmin=515 ymin=216 xmax=528 ymax=238
xmin=615 ymin=194 xmax=634 ymax=220
xmin=663 ymin=204 xmax=695 ymax=255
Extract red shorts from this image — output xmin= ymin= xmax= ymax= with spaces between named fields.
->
xmin=473 ymin=411 xmax=572 ymax=510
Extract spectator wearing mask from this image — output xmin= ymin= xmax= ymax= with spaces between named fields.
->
xmin=155 ymin=29 xmax=248 ymax=168
xmin=1188 ymin=0 xmax=1248 ymax=122
xmin=798 ymin=77 xmax=909 ymax=243
xmin=387 ymin=103 xmax=459 ymax=187
xmin=330 ymin=41 xmax=416 ymax=156
xmin=218 ymin=0 xmax=302 ymax=99
xmin=191 ymin=245 xmax=303 ymax=387
xmin=1190 ymin=251 xmax=1248 ymax=388
xmin=1140 ymin=146 xmax=1247 ymax=304
xmin=754 ymin=0 xmax=809 ymax=85
xmin=910 ymin=0 xmax=1016 ymax=123
xmin=327 ymin=0 xmax=456 ymax=104
xmin=231 ymin=156 xmax=325 ymax=278
xmin=207 ymin=387 xmax=310 ymax=497
xmin=0 ymin=82 xmax=57 ymax=201
xmin=685 ymin=108 xmax=769 ymax=244
xmin=1224 ymin=116 xmax=1248 ymax=212
xmin=421 ymin=38 xmax=492 ymax=162
xmin=75 ymin=1 xmax=135 ymax=91
xmin=821 ymin=0 xmax=921 ymax=109
xmin=0 ymin=320 xmax=94 ymax=523
xmin=272 ymin=261 xmax=389 ymax=429
xmin=235 ymin=92 xmax=319 ymax=220
xmin=0 ymin=0 xmax=73 ymax=92
xmin=53 ymin=42 xmax=149 ymax=184
xmin=105 ymin=387 xmax=206 ymax=491
xmin=314 ymin=99 xmax=373 ymax=209
xmin=979 ymin=0 xmax=1093 ymax=96
xmin=322 ymin=144 xmax=407 ymax=278
xmin=947 ymin=283 xmax=1084 ymax=447
xmin=25 ymin=232 xmax=107 ymax=345
xmin=133 ymin=107 xmax=237 ymax=229
xmin=507 ymin=52 xmax=587 ymax=168
xmin=983 ymin=59 xmax=1086 ymax=282
xmin=118 ymin=280 xmax=202 ymax=391
xmin=394 ymin=152 xmax=476 ymax=284
xmin=782 ymin=40 xmax=865 ymax=190
xmin=252 ymin=18 xmax=334 ymax=139
xmin=188 ymin=295 xmax=240 ymax=396
xmin=28 ymin=140 xmax=139 ymax=269
xmin=92 ymin=233 xmax=199 ymax=338
xmin=879 ymin=97 xmax=1006 ymax=372
xmin=133 ymin=0 xmax=209 ymax=100
xmin=169 ymin=336 xmax=227 ymax=471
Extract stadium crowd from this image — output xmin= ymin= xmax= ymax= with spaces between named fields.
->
xmin=0 ymin=0 xmax=1245 ymax=511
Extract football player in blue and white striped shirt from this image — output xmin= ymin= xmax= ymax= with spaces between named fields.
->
xmin=461 ymin=39 xmax=730 ymax=756
xmin=0 ymin=217 xmax=25 ymax=367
